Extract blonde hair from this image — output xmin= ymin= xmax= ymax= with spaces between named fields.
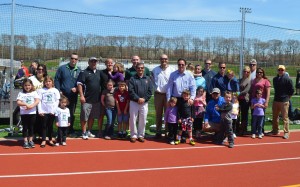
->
xmin=114 ymin=62 xmax=124 ymax=73
xmin=226 ymin=69 xmax=234 ymax=76
xmin=168 ymin=97 xmax=177 ymax=104
xmin=186 ymin=63 xmax=194 ymax=72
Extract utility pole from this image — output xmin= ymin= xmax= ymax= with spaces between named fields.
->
xmin=239 ymin=7 xmax=252 ymax=78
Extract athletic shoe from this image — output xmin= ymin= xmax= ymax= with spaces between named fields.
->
xmin=169 ymin=141 xmax=175 ymax=145
xmin=267 ymin=130 xmax=280 ymax=135
xmin=138 ymin=137 xmax=145 ymax=143
xmin=23 ymin=142 xmax=30 ymax=149
xmin=223 ymin=137 xmax=228 ymax=143
xmin=28 ymin=141 xmax=35 ymax=148
xmin=82 ymin=132 xmax=88 ymax=140
xmin=233 ymin=134 xmax=237 ymax=139
xmin=228 ymin=143 xmax=234 ymax=148
xmin=104 ymin=136 xmax=111 ymax=140
xmin=130 ymin=138 xmax=136 ymax=143
xmin=251 ymin=134 xmax=256 ymax=139
xmin=261 ymin=133 xmax=264 ymax=137
xmin=55 ymin=143 xmax=60 ymax=146
xmin=189 ymin=139 xmax=196 ymax=146
xmin=62 ymin=142 xmax=67 ymax=146
xmin=87 ymin=131 xmax=95 ymax=138
xmin=258 ymin=134 xmax=263 ymax=139
xmin=175 ymin=140 xmax=180 ymax=145
xmin=283 ymin=133 xmax=289 ymax=139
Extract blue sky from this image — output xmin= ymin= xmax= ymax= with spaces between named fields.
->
xmin=2 ymin=0 xmax=300 ymax=30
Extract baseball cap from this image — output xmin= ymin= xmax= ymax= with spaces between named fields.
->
xmin=278 ymin=65 xmax=285 ymax=70
xmin=211 ymin=88 xmax=220 ymax=94
xmin=89 ymin=57 xmax=98 ymax=61
xmin=250 ymin=59 xmax=257 ymax=65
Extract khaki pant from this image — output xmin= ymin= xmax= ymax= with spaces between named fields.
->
xmin=272 ymin=101 xmax=289 ymax=133
xmin=154 ymin=92 xmax=167 ymax=134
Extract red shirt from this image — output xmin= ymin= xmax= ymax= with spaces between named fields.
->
xmin=114 ymin=90 xmax=129 ymax=112
xmin=251 ymin=78 xmax=271 ymax=99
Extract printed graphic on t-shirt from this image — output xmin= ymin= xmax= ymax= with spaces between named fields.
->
xmin=42 ymin=93 xmax=55 ymax=103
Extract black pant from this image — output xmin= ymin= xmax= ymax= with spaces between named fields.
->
xmin=232 ymin=119 xmax=238 ymax=134
xmin=167 ymin=123 xmax=178 ymax=142
xmin=40 ymin=114 xmax=55 ymax=141
xmin=57 ymin=127 xmax=68 ymax=143
xmin=21 ymin=114 xmax=36 ymax=138
xmin=66 ymin=95 xmax=78 ymax=133
xmin=193 ymin=118 xmax=203 ymax=131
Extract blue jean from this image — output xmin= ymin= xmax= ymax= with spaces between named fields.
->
xmin=251 ymin=115 xmax=264 ymax=135
xmin=105 ymin=107 xmax=116 ymax=136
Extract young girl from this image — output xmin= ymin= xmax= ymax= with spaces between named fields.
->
xmin=17 ymin=78 xmax=40 ymax=149
xmin=194 ymin=65 xmax=206 ymax=89
xmin=251 ymin=89 xmax=266 ymax=139
xmin=101 ymin=80 xmax=116 ymax=140
xmin=231 ymin=92 xmax=239 ymax=138
xmin=109 ymin=62 xmax=125 ymax=86
xmin=55 ymin=96 xmax=70 ymax=146
xmin=114 ymin=81 xmax=129 ymax=139
xmin=38 ymin=76 xmax=60 ymax=147
xmin=193 ymin=86 xmax=206 ymax=139
xmin=164 ymin=97 xmax=178 ymax=145
xmin=175 ymin=90 xmax=195 ymax=146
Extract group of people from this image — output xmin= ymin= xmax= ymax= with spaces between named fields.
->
xmin=16 ymin=53 xmax=295 ymax=149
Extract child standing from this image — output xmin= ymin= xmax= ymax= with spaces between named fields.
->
xmin=38 ymin=76 xmax=60 ymax=148
xmin=251 ymin=89 xmax=266 ymax=139
xmin=175 ymin=90 xmax=195 ymax=146
xmin=194 ymin=65 xmax=206 ymax=89
xmin=216 ymin=91 xmax=234 ymax=148
xmin=193 ymin=86 xmax=206 ymax=139
xmin=17 ymin=78 xmax=40 ymax=149
xmin=114 ymin=81 xmax=129 ymax=139
xmin=101 ymin=80 xmax=116 ymax=140
xmin=164 ymin=97 xmax=178 ymax=145
xmin=231 ymin=92 xmax=239 ymax=138
xmin=109 ymin=62 xmax=125 ymax=86
xmin=55 ymin=96 xmax=70 ymax=146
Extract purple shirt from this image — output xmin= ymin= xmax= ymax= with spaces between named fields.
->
xmin=109 ymin=72 xmax=124 ymax=84
xmin=164 ymin=106 xmax=178 ymax=123
xmin=251 ymin=98 xmax=266 ymax=116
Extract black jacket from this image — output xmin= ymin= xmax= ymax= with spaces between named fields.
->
xmin=273 ymin=74 xmax=294 ymax=102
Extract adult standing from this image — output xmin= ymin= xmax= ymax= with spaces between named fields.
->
xmin=54 ymin=53 xmax=81 ymax=135
xmin=128 ymin=63 xmax=152 ymax=143
xmin=203 ymin=88 xmax=226 ymax=144
xmin=238 ymin=66 xmax=251 ymax=135
xmin=270 ymin=65 xmax=294 ymax=139
xmin=98 ymin=58 xmax=114 ymax=137
xmin=202 ymin=59 xmax=216 ymax=102
xmin=125 ymin=55 xmax=151 ymax=82
xmin=77 ymin=57 xmax=101 ymax=140
xmin=211 ymin=62 xmax=227 ymax=96
xmin=151 ymin=54 xmax=175 ymax=138
xmin=250 ymin=67 xmax=271 ymax=134
xmin=249 ymin=59 xmax=257 ymax=82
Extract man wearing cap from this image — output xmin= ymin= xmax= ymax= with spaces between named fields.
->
xmin=55 ymin=53 xmax=81 ymax=135
xmin=77 ymin=57 xmax=101 ymax=140
xmin=249 ymin=59 xmax=257 ymax=82
xmin=269 ymin=65 xmax=294 ymax=139
xmin=203 ymin=87 xmax=226 ymax=144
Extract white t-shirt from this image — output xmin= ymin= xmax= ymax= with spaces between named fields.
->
xmin=17 ymin=91 xmax=40 ymax=115
xmin=38 ymin=87 xmax=60 ymax=114
xmin=231 ymin=103 xmax=239 ymax=119
xmin=55 ymin=107 xmax=70 ymax=127
xmin=152 ymin=65 xmax=175 ymax=93
xmin=29 ymin=76 xmax=44 ymax=90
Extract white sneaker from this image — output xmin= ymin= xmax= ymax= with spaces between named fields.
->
xmin=233 ymin=133 xmax=237 ymax=139
xmin=87 ymin=131 xmax=95 ymax=138
xmin=261 ymin=133 xmax=264 ymax=137
xmin=223 ymin=137 xmax=228 ymax=143
xmin=82 ymin=132 xmax=88 ymax=140
xmin=251 ymin=134 xmax=256 ymax=139
xmin=170 ymin=141 xmax=175 ymax=145
xmin=62 ymin=142 xmax=67 ymax=146
xmin=55 ymin=143 xmax=60 ymax=146
xmin=104 ymin=136 xmax=111 ymax=140
xmin=258 ymin=134 xmax=263 ymax=139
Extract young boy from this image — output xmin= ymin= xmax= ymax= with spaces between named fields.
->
xmin=175 ymin=90 xmax=195 ymax=146
xmin=114 ymin=81 xmax=130 ymax=139
xmin=216 ymin=91 xmax=234 ymax=148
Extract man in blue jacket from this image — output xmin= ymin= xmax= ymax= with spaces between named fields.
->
xmin=203 ymin=88 xmax=225 ymax=144
xmin=55 ymin=53 xmax=81 ymax=135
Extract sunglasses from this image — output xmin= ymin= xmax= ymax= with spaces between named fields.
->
xmin=219 ymin=67 xmax=226 ymax=69
xmin=250 ymin=64 xmax=256 ymax=66
xmin=178 ymin=64 xmax=185 ymax=66
xmin=137 ymin=67 xmax=144 ymax=70
xmin=244 ymin=71 xmax=250 ymax=73
xmin=205 ymin=63 xmax=211 ymax=65
xmin=37 ymin=68 xmax=44 ymax=71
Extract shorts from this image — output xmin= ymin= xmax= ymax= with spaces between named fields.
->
xmin=180 ymin=118 xmax=193 ymax=131
xmin=80 ymin=102 xmax=100 ymax=121
xmin=117 ymin=112 xmax=129 ymax=123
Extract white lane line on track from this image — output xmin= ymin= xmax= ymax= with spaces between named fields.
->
xmin=0 ymin=140 xmax=300 ymax=156
xmin=0 ymin=156 xmax=300 ymax=178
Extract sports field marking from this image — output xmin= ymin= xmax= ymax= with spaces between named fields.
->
xmin=281 ymin=185 xmax=300 ymax=187
xmin=0 ymin=156 xmax=299 ymax=178
xmin=0 ymin=140 xmax=300 ymax=157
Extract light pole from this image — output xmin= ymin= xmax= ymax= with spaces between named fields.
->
xmin=239 ymin=7 xmax=252 ymax=79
